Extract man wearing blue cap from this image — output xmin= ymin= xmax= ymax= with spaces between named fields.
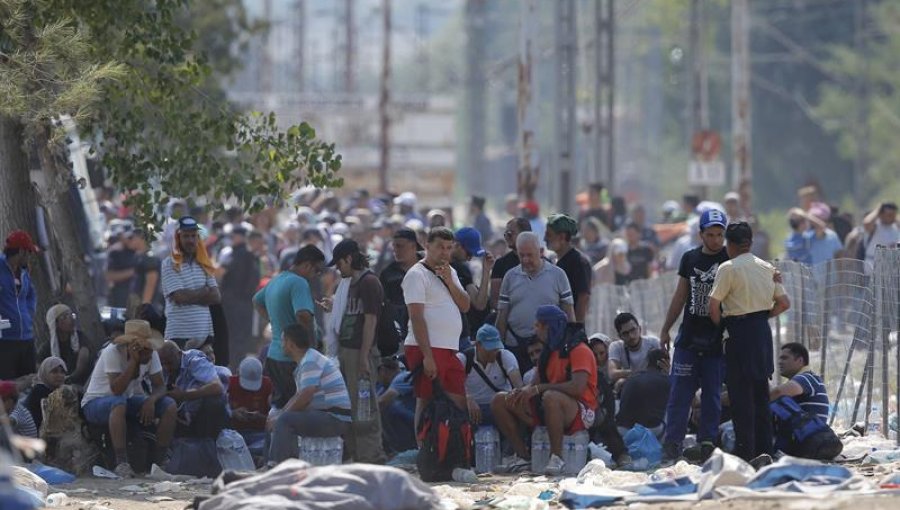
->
xmin=451 ymin=228 xmax=495 ymax=350
xmin=456 ymin=324 xmax=522 ymax=427
xmin=658 ymin=208 xmax=729 ymax=464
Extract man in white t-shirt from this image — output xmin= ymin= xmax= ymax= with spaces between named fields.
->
xmin=81 ymin=320 xmax=177 ymax=478
xmin=608 ymin=312 xmax=665 ymax=391
xmin=863 ymin=202 xmax=899 ymax=266
xmin=402 ymin=227 xmax=472 ymax=431
xmin=457 ymin=324 xmax=523 ymax=427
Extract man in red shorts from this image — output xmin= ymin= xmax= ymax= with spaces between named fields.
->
xmin=402 ymin=227 xmax=472 ymax=432
xmin=491 ymin=305 xmax=597 ymax=475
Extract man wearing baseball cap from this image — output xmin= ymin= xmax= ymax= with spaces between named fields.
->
xmin=545 ymin=214 xmax=593 ymax=323
xmin=455 ymin=324 xmax=522 ymax=427
xmin=709 ymin=222 xmax=790 ymax=468
xmin=0 ymin=230 xmax=39 ymax=380
xmin=227 ymin=356 xmax=273 ymax=442
xmin=451 ymin=228 xmax=495 ymax=350
xmin=658 ymin=208 xmax=729 ymax=464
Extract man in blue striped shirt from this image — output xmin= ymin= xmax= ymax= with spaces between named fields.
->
xmin=267 ymin=323 xmax=351 ymax=464
xmin=771 ymin=342 xmax=830 ymax=421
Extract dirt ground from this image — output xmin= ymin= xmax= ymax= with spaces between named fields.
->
xmin=40 ymin=469 xmax=900 ymax=510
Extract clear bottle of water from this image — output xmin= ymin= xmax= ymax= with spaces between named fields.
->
xmin=562 ymin=431 xmax=589 ymax=475
xmin=356 ymin=377 xmax=373 ymax=422
xmin=475 ymin=426 xmax=500 ymax=473
xmin=868 ymin=405 xmax=883 ymax=437
xmin=531 ymin=427 xmax=550 ymax=473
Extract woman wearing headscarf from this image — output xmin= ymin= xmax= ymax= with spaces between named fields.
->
xmin=38 ymin=304 xmax=92 ymax=386
xmin=492 ymin=305 xmax=599 ymax=475
xmin=22 ymin=357 xmax=68 ymax=431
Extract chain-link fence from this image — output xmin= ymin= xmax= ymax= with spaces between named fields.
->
xmin=587 ymin=248 xmax=900 ymax=439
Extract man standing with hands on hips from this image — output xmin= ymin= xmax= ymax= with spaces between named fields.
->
xmin=709 ymin=222 xmax=790 ymax=468
xmin=403 ymin=227 xmax=471 ymax=434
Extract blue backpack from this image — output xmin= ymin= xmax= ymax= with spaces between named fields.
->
xmin=770 ymin=396 xmax=842 ymax=460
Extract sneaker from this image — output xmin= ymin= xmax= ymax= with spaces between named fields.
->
xmin=684 ymin=441 xmax=715 ymax=464
xmin=114 ymin=462 xmax=136 ymax=479
xmin=544 ymin=454 xmax=566 ymax=476
xmin=749 ymin=453 xmax=774 ymax=470
xmin=498 ymin=454 xmax=530 ymax=473
xmin=614 ymin=453 xmax=634 ymax=470
xmin=661 ymin=442 xmax=682 ymax=465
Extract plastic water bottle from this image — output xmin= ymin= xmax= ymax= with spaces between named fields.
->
xmin=356 ymin=377 xmax=373 ymax=422
xmin=531 ymin=427 xmax=550 ymax=473
xmin=719 ymin=421 xmax=736 ymax=452
xmin=868 ymin=405 xmax=883 ymax=437
xmin=322 ymin=437 xmax=343 ymax=465
xmin=216 ymin=429 xmax=255 ymax=471
xmin=475 ymin=426 xmax=500 ymax=473
xmin=562 ymin=431 xmax=589 ymax=475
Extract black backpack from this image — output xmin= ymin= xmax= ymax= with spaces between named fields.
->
xmin=376 ymin=300 xmax=405 ymax=356
xmin=462 ymin=348 xmax=510 ymax=393
xmin=414 ymin=374 xmax=474 ymax=481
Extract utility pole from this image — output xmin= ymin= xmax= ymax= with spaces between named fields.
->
xmin=594 ymin=0 xmax=615 ymax=195
xmin=463 ymin=0 xmax=487 ymax=196
xmin=517 ymin=0 xmax=538 ymax=202
xmin=555 ymin=0 xmax=577 ymax=213
xmin=731 ymin=0 xmax=752 ymax=194
xmin=261 ymin=0 xmax=273 ymax=99
xmin=345 ymin=0 xmax=355 ymax=93
xmin=854 ymin=0 xmax=870 ymax=208
xmin=415 ymin=3 xmax=430 ymax=92
xmin=689 ymin=0 xmax=709 ymax=198
xmin=378 ymin=0 xmax=391 ymax=194
xmin=294 ymin=0 xmax=306 ymax=93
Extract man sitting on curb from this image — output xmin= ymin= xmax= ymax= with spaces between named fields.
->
xmin=158 ymin=341 xmax=229 ymax=440
xmin=267 ymin=324 xmax=352 ymax=465
xmin=81 ymin=320 xmax=177 ymax=478
xmin=492 ymin=305 xmax=597 ymax=475
xmin=770 ymin=342 xmax=842 ymax=460
xmin=457 ymin=324 xmax=523 ymax=428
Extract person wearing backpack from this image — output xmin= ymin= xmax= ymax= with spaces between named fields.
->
xmin=377 ymin=228 xmax=423 ymax=357
xmin=456 ymin=324 xmax=523 ymax=427
xmin=769 ymin=343 xmax=842 ymax=460
xmin=491 ymin=305 xmax=598 ymax=475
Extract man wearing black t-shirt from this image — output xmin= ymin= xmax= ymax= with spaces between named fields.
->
xmin=451 ymin=228 xmax=494 ymax=350
xmin=105 ymin=227 xmax=137 ymax=308
xmin=490 ymin=217 xmax=531 ymax=308
xmin=378 ymin=228 xmax=423 ymax=353
xmin=128 ymin=229 xmax=164 ymax=312
xmin=659 ymin=209 xmax=729 ymax=463
xmin=623 ymin=223 xmax=655 ymax=283
xmin=545 ymin=214 xmax=592 ymax=323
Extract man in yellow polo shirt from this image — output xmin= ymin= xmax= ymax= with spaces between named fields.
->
xmin=709 ymin=222 xmax=790 ymax=467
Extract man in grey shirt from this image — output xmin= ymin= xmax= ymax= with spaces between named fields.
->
xmin=496 ymin=232 xmax=574 ymax=371
xmin=608 ymin=312 xmax=665 ymax=391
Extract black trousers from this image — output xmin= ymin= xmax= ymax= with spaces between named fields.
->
xmin=176 ymin=396 xmax=230 ymax=440
xmin=265 ymin=358 xmax=297 ymax=409
xmin=0 ymin=340 xmax=36 ymax=380
xmin=724 ymin=312 xmax=774 ymax=461
xmin=589 ymin=373 xmax=627 ymax=459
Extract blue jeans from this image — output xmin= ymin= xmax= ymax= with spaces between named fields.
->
xmin=381 ymin=400 xmax=417 ymax=454
xmin=663 ymin=346 xmax=724 ymax=446
xmin=83 ymin=395 xmax=176 ymax=425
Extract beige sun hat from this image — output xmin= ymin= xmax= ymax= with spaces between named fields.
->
xmin=113 ymin=320 xmax=164 ymax=351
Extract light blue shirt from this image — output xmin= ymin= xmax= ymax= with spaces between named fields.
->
xmin=806 ymin=229 xmax=842 ymax=265
xmin=174 ymin=349 xmax=221 ymax=416
xmin=253 ymin=272 xmax=315 ymax=362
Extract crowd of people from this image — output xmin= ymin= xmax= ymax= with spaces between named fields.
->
xmin=0 ymin=179 xmax=868 ymax=479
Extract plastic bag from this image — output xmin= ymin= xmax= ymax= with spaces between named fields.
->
xmin=216 ymin=429 xmax=255 ymax=472
xmin=27 ymin=463 xmax=75 ymax=485
xmin=623 ymin=424 xmax=662 ymax=468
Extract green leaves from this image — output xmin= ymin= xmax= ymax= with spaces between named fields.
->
xmin=3 ymin=0 xmax=342 ymax=231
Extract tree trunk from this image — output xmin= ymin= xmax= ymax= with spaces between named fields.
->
xmin=34 ymin=130 xmax=106 ymax=351
xmin=0 ymin=117 xmax=60 ymax=353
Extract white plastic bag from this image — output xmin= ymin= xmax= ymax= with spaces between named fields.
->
xmin=216 ymin=429 xmax=255 ymax=472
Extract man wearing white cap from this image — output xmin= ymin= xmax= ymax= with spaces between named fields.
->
xmin=81 ymin=320 xmax=177 ymax=478
xmin=394 ymin=192 xmax=423 ymax=222
xmin=228 ymin=356 xmax=273 ymax=447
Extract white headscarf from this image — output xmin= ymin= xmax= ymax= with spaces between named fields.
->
xmin=46 ymin=304 xmax=80 ymax=359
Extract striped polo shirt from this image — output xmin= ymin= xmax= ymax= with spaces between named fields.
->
xmin=497 ymin=262 xmax=574 ymax=345
xmin=792 ymin=371 xmax=829 ymax=421
xmin=295 ymin=348 xmax=351 ymax=422
xmin=161 ymin=257 xmax=216 ymax=340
